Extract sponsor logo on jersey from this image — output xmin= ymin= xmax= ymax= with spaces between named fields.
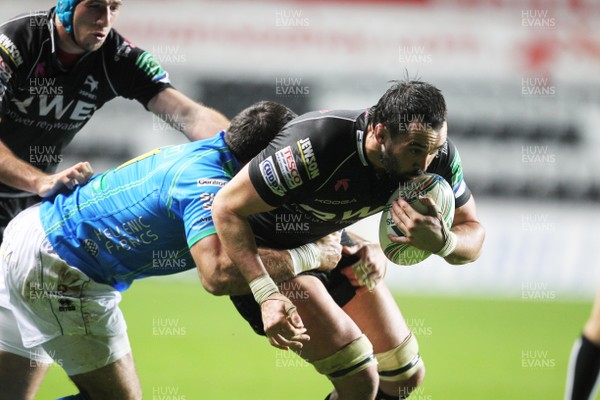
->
xmin=197 ymin=178 xmax=227 ymax=187
xmin=115 ymin=38 xmax=136 ymax=60
xmin=297 ymin=138 xmax=319 ymax=180
xmin=259 ymin=156 xmax=286 ymax=196
xmin=83 ymin=75 xmax=99 ymax=92
xmin=34 ymin=62 xmax=46 ymax=77
xmin=10 ymin=95 xmax=96 ymax=121
xmin=135 ymin=51 xmax=170 ymax=83
xmin=0 ymin=58 xmax=11 ymax=102
xmin=298 ymin=203 xmax=385 ymax=222
xmin=200 ymin=192 xmax=215 ymax=210
xmin=314 ymin=198 xmax=357 ymax=205
xmin=334 ymin=179 xmax=350 ymax=192
xmin=275 ymin=146 xmax=303 ymax=189
xmin=0 ymin=34 xmax=23 ymax=67
xmin=0 ymin=57 xmax=13 ymax=75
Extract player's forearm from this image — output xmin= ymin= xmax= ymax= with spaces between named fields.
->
xmin=444 ymin=221 xmax=485 ymax=265
xmin=0 ymin=140 xmax=46 ymax=194
xmin=215 ymin=248 xmax=295 ymax=296
xmin=148 ymin=88 xmax=229 ymax=141
xmin=181 ymin=105 xmax=230 ymax=141
xmin=259 ymin=248 xmax=296 ymax=282
xmin=212 ymin=205 xmax=269 ymax=284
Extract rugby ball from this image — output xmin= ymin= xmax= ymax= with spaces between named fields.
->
xmin=378 ymin=173 xmax=455 ymax=265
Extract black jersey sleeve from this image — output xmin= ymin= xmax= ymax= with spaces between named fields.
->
xmin=247 ymin=110 xmax=360 ymax=208
xmin=103 ymin=31 xmax=173 ymax=109
xmin=426 ymin=138 xmax=472 ymax=208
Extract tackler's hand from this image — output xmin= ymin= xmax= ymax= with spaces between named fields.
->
xmin=340 ymin=241 xmax=387 ymax=293
xmin=36 ymin=161 xmax=94 ymax=198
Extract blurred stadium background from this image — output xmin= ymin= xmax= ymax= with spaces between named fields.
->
xmin=2 ymin=0 xmax=600 ymax=398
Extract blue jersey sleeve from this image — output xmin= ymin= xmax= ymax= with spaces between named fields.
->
xmin=182 ymin=179 xmax=225 ymax=248
xmin=161 ymin=143 xmax=238 ymax=248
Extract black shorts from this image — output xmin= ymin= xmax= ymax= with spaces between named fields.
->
xmin=230 ymin=251 xmax=360 ymax=337
xmin=0 ymin=196 xmax=41 ymax=245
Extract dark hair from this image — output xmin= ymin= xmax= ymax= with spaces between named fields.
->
xmin=369 ymin=80 xmax=447 ymax=139
xmin=225 ymin=101 xmax=297 ymax=164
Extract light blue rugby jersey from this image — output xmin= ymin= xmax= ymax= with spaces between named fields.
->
xmin=40 ymin=132 xmax=239 ymax=292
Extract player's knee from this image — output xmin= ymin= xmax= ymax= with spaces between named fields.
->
xmin=312 ymin=334 xmax=379 ymax=394
xmin=377 ymin=333 xmax=425 ymax=398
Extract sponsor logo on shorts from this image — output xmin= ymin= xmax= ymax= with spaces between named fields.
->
xmin=135 ymin=51 xmax=170 ymax=83
xmin=297 ymin=138 xmax=319 ymax=180
xmin=58 ymin=298 xmax=76 ymax=312
xmin=83 ymin=239 xmax=99 ymax=257
xmin=0 ymin=34 xmax=23 ymax=67
xmin=197 ymin=178 xmax=227 ymax=187
xmin=259 ymin=156 xmax=286 ymax=196
xmin=275 ymin=146 xmax=303 ymax=189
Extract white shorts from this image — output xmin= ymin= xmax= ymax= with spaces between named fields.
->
xmin=0 ymin=204 xmax=131 ymax=375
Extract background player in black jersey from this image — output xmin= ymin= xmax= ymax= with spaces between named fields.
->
xmin=211 ymin=80 xmax=485 ymax=399
xmin=0 ymin=0 xmax=229 ymax=242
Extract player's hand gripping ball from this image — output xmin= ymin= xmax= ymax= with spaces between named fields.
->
xmin=378 ymin=173 xmax=455 ymax=265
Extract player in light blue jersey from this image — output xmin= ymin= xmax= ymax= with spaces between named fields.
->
xmin=41 ymin=132 xmax=237 ymax=292
xmin=0 ymin=101 xmax=343 ymax=400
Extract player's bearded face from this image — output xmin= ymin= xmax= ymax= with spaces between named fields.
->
xmin=73 ymin=0 xmax=122 ymax=52
xmin=380 ymin=146 xmax=420 ymax=183
xmin=381 ymin=122 xmax=447 ymax=183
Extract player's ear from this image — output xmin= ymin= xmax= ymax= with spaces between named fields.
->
xmin=373 ymin=123 xmax=387 ymax=144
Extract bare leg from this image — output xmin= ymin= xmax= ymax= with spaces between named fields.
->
xmin=280 ymin=275 xmax=378 ymax=400
xmin=343 ymin=282 xmax=424 ymax=397
xmin=68 ymin=352 xmax=141 ymax=400
xmin=0 ymin=349 xmax=50 ymax=400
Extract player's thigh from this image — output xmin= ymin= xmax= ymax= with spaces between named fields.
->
xmin=0 ymin=349 xmax=50 ymax=400
xmin=68 ymin=352 xmax=141 ymax=400
xmin=281 ymin=275 xmax=379 ymax=398
xmin=42 ymin=332 xmax=140 ymax=399
xmin=280 ymin=275 xmax=364 ymax=360
xmin=342 ymin=281 xmax=410 ymax=352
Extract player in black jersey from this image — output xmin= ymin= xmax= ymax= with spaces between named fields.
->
xmin=211 ymin=80 xmax=485 ymax=399
xmin=0 ymin=0 xmax=229 ymax=243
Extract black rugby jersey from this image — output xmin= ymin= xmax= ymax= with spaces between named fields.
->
xmin=0 ymin=8 xmax=172 ymax=194
xmin=247 ymin=109 xmax=472 ymax=249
